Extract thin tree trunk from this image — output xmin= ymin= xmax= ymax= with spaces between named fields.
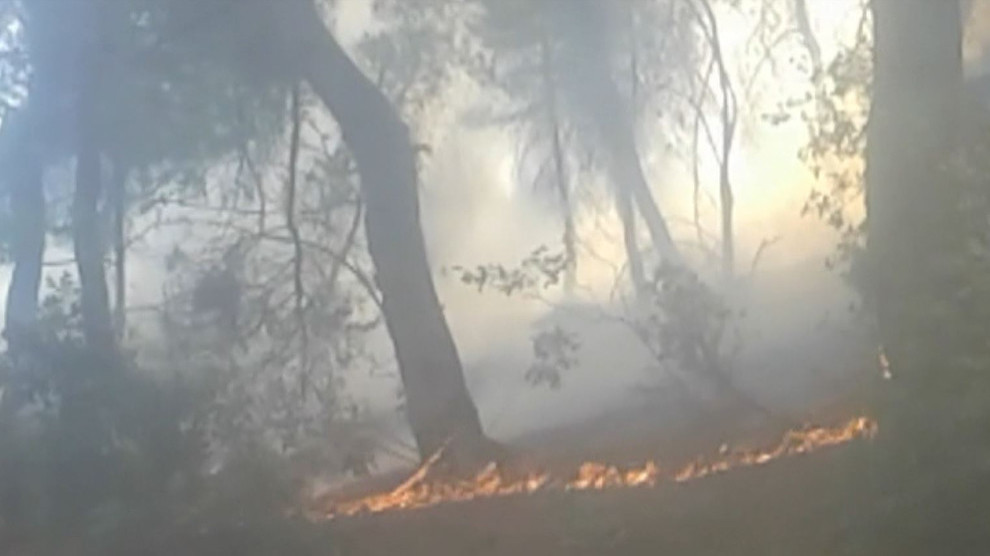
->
xmin=622 ymin=7 xmax=647 ymax=295
xmin=616 ymin=185 xmax=647 ymax=296
xmin=74 ymin=135 xmax=114 ymax=353
xmin=1 ymin=108 xmax=45 ymax=349
xmin=793 ymin=0 xmax=823 ymax=81
xmin=74 ymin=20 xmax=115 ymax=354
xmin=110 ymin=161 xmax=128 ymax=341
xmin=273 ymin=0 xmax=487 ymax=463
xmin=285 ymin=84 xmax=311 ymax=390
xmin=538 ymin=27 xmax=577 ymax=295
xmin=696 ymin=0 xmax=737 ymax=278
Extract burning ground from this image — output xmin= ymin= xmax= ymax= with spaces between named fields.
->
xmin=314 ymin=417 xmax=876 ymax=519
xmin=313 ymin=410 xmax=881 ymax=556
xmin=293 ymin=336 xmax=884 ymax=555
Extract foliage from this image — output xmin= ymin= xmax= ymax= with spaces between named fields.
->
xmin=525 ymin=325 xmax=580 ymax=389
xmin=0 ymin=335 xmax=206 ymax=546
xmin=764 ymin=4 xmax=872 ymax=291
xmin=149 ymin=89 xmax=383 ymax=476
xmin=451 ymin=245 xmax=568 ymax=297
xmin=93 ymin=0 xmax=289 ymax=169
xmin=632 ymin=264 xmax=740 ymax=390
xmin=451 ymin=245 xmax=743 ymax=406
xmin=0 ymin=289 xmax=337 ymax=554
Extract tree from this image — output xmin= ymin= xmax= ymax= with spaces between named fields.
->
xmin=73 ymin=6 xmax=116 ymax=353
xmin=265 ymin=0 xmax=490 ymax=464
xmin=471 ymin=0 xmax=700 ymax=295
xmin=535 ymin=19 xmax=578 ymax=294
xmin=2 ymin=0 xmax=287 ymax=352
xmin=690 ymin=0 xmax=738 ymax=278
xmin=868 ymin=0 xmax=965 ymax=371
xmin=863 ymin=0 xmax=990 ymax=548
xmin=553 ymin=0 xmax=681 ymax=269
xmin=0 ymin=107 xmax=44 ymax=351
xmin=867 ymin=0 xmax=966 ymax=428
xmin=0 ymin=0 xmax=63 ymax=351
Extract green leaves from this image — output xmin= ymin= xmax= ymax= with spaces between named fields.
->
xmin=526 ymin=325 xmax=579 ymax=389
xmin=450 ymin=245 xmax=569 ymax=297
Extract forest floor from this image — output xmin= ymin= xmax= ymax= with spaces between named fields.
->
xmin=315 ymin=386 xmax=878 ymax=556
xmin=326 ymin=448 xmax=861 ymax=556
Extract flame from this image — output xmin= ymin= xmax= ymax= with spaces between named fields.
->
xmin=319 ymin=416 xmax=877 ymax=519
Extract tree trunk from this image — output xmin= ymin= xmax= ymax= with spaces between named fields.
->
xmin=614 ymin=131 xmax=682 ymax=266
xmin=273 ymin=0 xmax=487 ymax=463
xmin=699 ymin=0 xmax=737 ymax=279
xmin=793 ymin=0 xmax=822 ymax=81
xmin=74 ymin=133 xmax=114 ymax=353
xmin=538 ymin=27 xmax=578 ymax=295
xmin=868 ymin=0 xmax=963 ymax=388
xmin=864 ymin=0 xmax=978 ymax=547
xmin=74 ymin=23 xmax=115 ymax=354
xmin=110 ymin=161 xmax=128 ymax=341
xmin=1 ymin=108 xmax=45 ymax=350
xmin=556 ymin=0 xmax=683 ymax=270
xmin=616 ymin=183 xmax=647 ymax=296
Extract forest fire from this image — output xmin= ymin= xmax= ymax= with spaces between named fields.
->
xmin=319 ymin=417 xmax=877 ymax=519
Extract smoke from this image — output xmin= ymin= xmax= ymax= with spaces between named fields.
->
xmin=0 ymin=0 xmax=880 ymax=466
xmin=413 ymin=0 xmax=873 ymax=445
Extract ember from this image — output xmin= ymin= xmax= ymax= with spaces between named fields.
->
xmin=320 ymin=417 xmax=877 ymax=519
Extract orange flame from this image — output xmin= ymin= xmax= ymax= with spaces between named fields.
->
xmin=320 ymin=416 xmax=877 ymax=519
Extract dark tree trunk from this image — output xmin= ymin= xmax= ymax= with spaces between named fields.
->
xmin=73 ymin=129 xmax=114 ymax=353
xmin=1 ymin=108 xmax=45 ymax=349
xmin=3 ymin=0 xmax=88 ymax=350
xmin=864 ymin=0 xmax=981 ymax=548
xmin=273 ymin=0 xmax=487 ymax=463
xmin=74 ymin=25 xmax=115 ymax=354
xmin=867 ymin=0 xmax=963 ymax=387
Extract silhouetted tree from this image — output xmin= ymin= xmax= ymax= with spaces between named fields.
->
xmin=863 ymin=0 xmax=990 ymax=548
xmin=262 ymin=0 xmax=490 ymax=463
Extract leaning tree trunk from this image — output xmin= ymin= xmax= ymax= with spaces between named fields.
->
xmin=274 ymin=0 xmax=487 ymax=463
xmin=1 ymin=108 xmax=45 ymax=350
xmin=599 ymin=103 xmax=681 ymax=266
xmin=616 ymin=182 xmax=647 ymax=296
xmin=555 ymin=0 xmax=683 ymax=271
